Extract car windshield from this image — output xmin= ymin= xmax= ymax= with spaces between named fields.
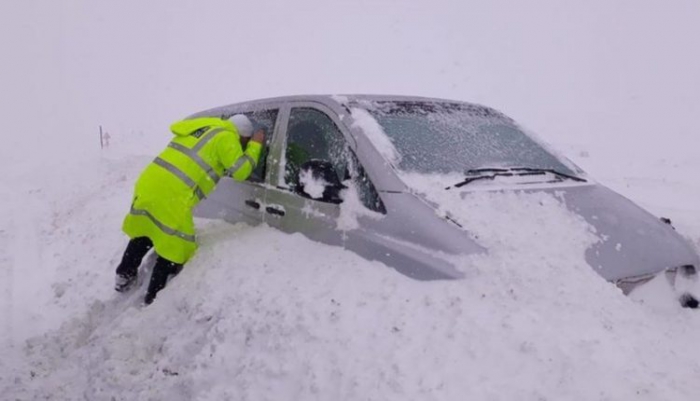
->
xmin=356 ymin=100 xmax=578 ymax=176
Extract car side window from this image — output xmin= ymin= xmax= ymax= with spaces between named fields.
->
xmin=225 ymin=109 xmax=279 ymax=183
xmin=284 ymin=108 xmax=350 ymax=193
xmin=348 ymin=152 xmax=387 ymax=214
xmin=283 ymin=107 xmax=386 ymax=213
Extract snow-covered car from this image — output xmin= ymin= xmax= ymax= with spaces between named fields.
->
xmin=192 ymin=95 xmax=699 ymax=305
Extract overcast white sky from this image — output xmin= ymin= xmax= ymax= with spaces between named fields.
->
xmin=1 ymin=0 xmax=698 ymax=167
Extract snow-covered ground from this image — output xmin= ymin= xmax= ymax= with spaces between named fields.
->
xmin=3 ymin=152 xmax=700 ymax=400
xmin=2 ymin=1 xmax=700 ymax=400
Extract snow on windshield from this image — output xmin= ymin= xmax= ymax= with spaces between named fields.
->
xmin=355 ymin=101 xmax=576 ymax=177
xmin=350 ymin=108 xmax=401 ymax=166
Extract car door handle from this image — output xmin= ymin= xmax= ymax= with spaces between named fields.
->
xmin=245 ymin=200 xmax=260 ymax=210
xmin=265 ymin=206 xmax=285 ymax=217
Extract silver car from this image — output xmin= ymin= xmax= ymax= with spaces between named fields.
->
xmin=192 ymin=95 xmax=699 ymax=306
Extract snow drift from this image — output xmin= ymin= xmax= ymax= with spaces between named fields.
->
xmin=2 ymin=0 xmax=700 ymax=400
xmin=2 ymin=153 xmax=700 ymax=400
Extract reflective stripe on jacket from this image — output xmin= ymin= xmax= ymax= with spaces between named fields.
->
xmin=122 ymin=117 xmax=263 ymax=264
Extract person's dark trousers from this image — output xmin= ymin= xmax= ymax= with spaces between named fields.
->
xmin=116 ymin=237 xmax=153 ymax=279
xmin=145 ymin=257 xmax=183 ymax=305
xmin=116 ymin=236 xmax=183 ymax=304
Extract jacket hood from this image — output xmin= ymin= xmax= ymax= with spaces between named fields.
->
xmin=170 ymin=117 xmax=235 ymax=137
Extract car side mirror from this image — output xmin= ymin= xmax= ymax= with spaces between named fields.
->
xmin=298 ymin=160 xmax=346 ymax=204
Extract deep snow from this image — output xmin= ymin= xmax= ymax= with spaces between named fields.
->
xmin=2 ymin=0 xmax=700 ymax=400
xmin=2 ymin=153 xmax=700 ymax=400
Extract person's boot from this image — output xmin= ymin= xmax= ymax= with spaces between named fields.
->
xmin=115 ymin=237 xmax=153 ymax=292
xmin=144 ymin=258 xmax=182 ymax=305
xmin=115 ymin=273 xmax=137 ymax=292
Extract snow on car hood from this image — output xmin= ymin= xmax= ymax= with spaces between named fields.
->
xmin=400 ymin=171 xmax=600 ymax=276
xmin=399 ymin=172 xmax=700 ymax=282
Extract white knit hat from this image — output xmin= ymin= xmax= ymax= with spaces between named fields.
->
xmin=229 ymin=114 xmax=253 ymax=138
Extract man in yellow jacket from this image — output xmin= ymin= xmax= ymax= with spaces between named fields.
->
xmin=115 ymin=114 xmax=265 ymax=304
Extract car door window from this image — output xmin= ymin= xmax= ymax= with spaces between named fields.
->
xmin=225 ymin=109 xmax=279 ymax=183
xmin=283 ymin=107 xmax=386 ymax=213
xmin=284 ymin=107 xmax=349 ymax=192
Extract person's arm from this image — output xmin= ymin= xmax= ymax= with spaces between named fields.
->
xmin=220 ymin=130 xmax=265 ymax=181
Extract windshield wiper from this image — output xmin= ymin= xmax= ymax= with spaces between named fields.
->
xmin=465 ymin=167 xmax=510 ymax=174
xmin=507 ymin=167 xmax=586 ymax=183
xmin=445 ymin=167 xmax=586 ymax=190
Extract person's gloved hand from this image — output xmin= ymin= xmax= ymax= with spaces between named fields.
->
xmin=251 ymin=129 xmax=265 ymax=144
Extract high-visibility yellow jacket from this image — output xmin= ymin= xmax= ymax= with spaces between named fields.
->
xmin=122 ymin=117 xmax=263 ymax=264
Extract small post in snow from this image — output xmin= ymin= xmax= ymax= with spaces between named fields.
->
xmin=99 ymin=125 xmax=104 ymax=150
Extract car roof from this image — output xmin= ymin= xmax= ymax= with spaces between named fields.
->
xmin=189 ymin=94 xmax=508 ymax=120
